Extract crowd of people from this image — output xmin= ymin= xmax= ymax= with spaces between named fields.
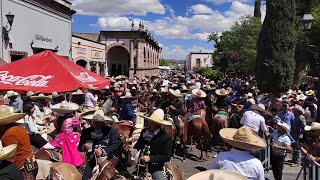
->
xmin=0 ymin=71 xmax=320 ymax=180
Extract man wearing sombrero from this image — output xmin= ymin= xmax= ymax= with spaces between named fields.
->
xmin=209 ymin=126 xmax=266 ymax=180
xmin=5 ymin=90 xmax=23 ymax=113
xmin=133 ymin=109 xmax=173 ymax=180
xmin=120 ymin=92 xmax=137 ymax=124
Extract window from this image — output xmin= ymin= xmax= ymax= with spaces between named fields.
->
xmin=196 ymin=58 xmax=201 ymax=67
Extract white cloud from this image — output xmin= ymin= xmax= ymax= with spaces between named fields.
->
xmin=71 ymin=0 xmax=165 ymax=16
xmin=188 ymin=4 xmax=214 ymax=15
xmin=202 ymin=0 xmax=249 ymax=5
xmin=162 ymin=45 xmax=213 ymax=60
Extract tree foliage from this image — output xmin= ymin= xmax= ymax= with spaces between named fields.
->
xmin=208 ymin=16 xmax=261 ymax=75
xmin=255 ymin=0 xmax=297 ymax=93
xmin=159 ymin=58 xmax=170 ymax=66
xmin=195 ymin=67 xmax=223 ymax=79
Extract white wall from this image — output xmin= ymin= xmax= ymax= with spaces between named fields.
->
xmin=1 ymin=0 xmax=72 ymax=62
xmin=189 ymin=53 xmax=212 ymax=70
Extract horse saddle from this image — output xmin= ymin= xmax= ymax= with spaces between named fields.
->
xmin=45 ymin=150 xmax=60 ymax=162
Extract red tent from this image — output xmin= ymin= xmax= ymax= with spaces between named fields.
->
xmin=0 ymin=50 xmax=110 ymax=93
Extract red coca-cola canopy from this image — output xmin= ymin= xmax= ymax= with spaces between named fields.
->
xmin=0 ymin=50 xmax=110 ymax=93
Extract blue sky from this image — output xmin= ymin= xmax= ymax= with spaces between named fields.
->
xmin=71 ymin=0 xmax=263 ymax=60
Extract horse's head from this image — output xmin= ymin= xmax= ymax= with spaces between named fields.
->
xmin=97 ymin=160 xmax=117 ymax=180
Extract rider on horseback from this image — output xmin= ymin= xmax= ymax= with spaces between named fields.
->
xmin=167 ymin=89 xmax=183 ymax=139
xmin=79 ymin=111 xmax=119 ymax=180
xmin=132 ymin=109 xmax=173 ymax=180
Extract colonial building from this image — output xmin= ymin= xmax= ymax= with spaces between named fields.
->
xmin=186 ymin=51 xmax=213 ymax=71
xmin=75 ymin=22 xmax=162 ymax=79
xmin=0 ymin=0 xmax=75 ymax=63
xmin=71 ymin=33 xmax=106 ymax=76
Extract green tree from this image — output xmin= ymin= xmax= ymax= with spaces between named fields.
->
xmin=255 ymin=0 xmax=297 ymax=93
xmin=159 ymin=58 xmax=170 ymax=66
xmin=208 ymin=16 xmax=261 ymax=75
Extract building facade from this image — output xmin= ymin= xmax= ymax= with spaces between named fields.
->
xmin=71 ymin=34 xmax=106 ymax=76
xmin=0 ymin=0 xmax=75 ymax=63
xmin=76 ymin=23 xmax=162 ymax=79
xmin=186 ymin=51 xmax=213 ymax=71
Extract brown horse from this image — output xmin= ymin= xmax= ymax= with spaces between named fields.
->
xmin=211 ymin=113 xmax=228 ymax=148
xmin=91 ymin=158 xmax=118 ymax=180
xmin=164 ymin=162 xmax=184 ymax=180
xmin=47 ymin=162 xmax=82 ymax=180
xmin=184 ymin=109 xmax=211 ymax=160
xmin=34 ymin=150 xmax=62 ymax=162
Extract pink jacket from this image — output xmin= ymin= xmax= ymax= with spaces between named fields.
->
xmin=41 ymin=117 xmax=83 ymax=166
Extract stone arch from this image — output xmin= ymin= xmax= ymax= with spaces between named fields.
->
xmin=106 ymin=42 xmax=130 ymax=55
xmin=74 ymin=56 xmax=89 ymax=69
xmin=107 ymin=45 xmax=130 ymax=77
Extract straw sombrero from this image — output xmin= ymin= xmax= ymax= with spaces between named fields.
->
xmin=139 ymin=109 xmax=172 ymax=126
xmin=87 ymin=84 xmax=97 ymax=90
xmin=0 ymin=105 xmax=25 ymax=125
xmin=5 ymin=90 xmax=19 ymax=99
xmin=0 ymin=141 xmax=17 ymax=161
xmin=192 ymin=89 xmax=206 ymax=98
xmin=82 ymin=109 xmax=113 ymax=122
xmin=169 ymin=89 xmax=182 ymax=97
xmin=277 ymin=121 xmax=290 ymax=134
xmin=305 ymin=90 xmax=315 ymax=96
xmin=50 ymin=101 xmax=79 ymax=114
xmin=25 ymin=91 xmax=40 ymax=97
xmin=30 ymin=93 xmax=52 ymax=101
xmin=305 ymin=122 xmax=320 ymax=131
xmin=251 ymin=104 xmax=271 ymax=115
xmin=219 ymin=126 xmax=267 ymax=151
xmin=71 ymin=89 xmax=85 ymax=96
xmin=215 ymin=88 xmax=229 ymax=96
xmin=187 ymin=170 xmax=247 ymax=180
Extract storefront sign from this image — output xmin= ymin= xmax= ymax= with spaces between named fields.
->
xmin=35 ymin=34 xmax=53 ymax=43
xmin=92 ymin=50 xmax=103 ymax=59
xmin=74 ymin=72 xmax=97 ymax=83
xmin=0 ymin=71 xmax=53 ymax=87
xmin=77 ymin=47 xmax=87 ymax=55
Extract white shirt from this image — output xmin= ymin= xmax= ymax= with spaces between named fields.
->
xmin=240 ymin=111 xmax=268 ymax=133
xmin=195 ymin=82 xmax=201 ymax=89
xmin=84 ymin=92 xmax=98 ymax=107
xmin=271 ymin=132 xmax=291 ymax=156
xmin=24 ymin=114 xmax=40 ymax=134
xmin=209 ymin=149 xmax=265 ymax=180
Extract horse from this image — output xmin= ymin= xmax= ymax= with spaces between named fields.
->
xmin=47 ymin=162 xmax=82 ymax=180
xmin=90 ymin=158 xmax=118 ymax=180
xmin=211 ymin=112 xmax=229 ymax=149
xmin=34 ymin=149 xmax=62 ymax=162
xmin=184 ymin=109 xmax=211 ymax=160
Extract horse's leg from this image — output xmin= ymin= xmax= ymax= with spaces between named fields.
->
xmin=190 ymin=135 xmax=193 ymax=152
xmin=181 ymin=133 xmax=187 ymax=162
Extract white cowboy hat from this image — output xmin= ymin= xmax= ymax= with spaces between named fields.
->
xmin=277 ymin=121 xmax=290 ymax=134
xmin=52 ymin=91 xmax=61 ymax=99
xmin=5 ymin=90 xmax=19 ymax=99
xmin=152 ymin=89 xmax=158 ymax=93
xmin=181 ymin=85 xmax=189 ymax=91
xmin=30 ymin=93 xmax=52 ymax=101
xmin=50 ymin=101 xmax=79 ymax=114
xmin=192 ymin=89 xmax=206 ymax=98
xmin=169 ymin=89 xmax=182 ymax=97
xmin=297 ymin=90 xmax=302 ymax=94
xmin=25 ymin=91 xmax=40 ymax=97
xmin=0 ymin=105 xmax=25 ymax=125
xmin=247 ymin=98 xmax=256 ymax=105
xmin=305 ymin=122 xmax=320 ymax=131
xmin=219 ymin=126 xmax=267 ymax=151
xmin=187 ymin=170 xmax=247 ymax=180
xmin=82 ymin=109 xmax=113 ymax=122
xmin=71 ymin=89 xmax=85 ymax=96
xmin=104 ymin=86 xmax=110 ymax=90
xmin=131 ymin=86 xmax=137 ymax=90
xmin=297 ymin=94 xmax=307 ymax=101
xmin=245 ymin=92 xmax=253 ymax=98
xmin=160 ymin=87 xmax=168 ymax=93
xmin=139 ymin=109 xmax=172 ymax=126
xmin=0 ymin=141 xmax=17 ymax=161
xmin=215 ymin=88 xmax=229 ymax=96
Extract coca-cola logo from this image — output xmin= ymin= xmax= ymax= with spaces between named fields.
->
xmin=74 ymin=72 xmax=97 ymax=83
xmin=0 ymin=71 xmax=53 ymax=87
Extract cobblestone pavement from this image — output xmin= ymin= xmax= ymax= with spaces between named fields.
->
xmin=171 ymin=147 xmax=304 ymax=180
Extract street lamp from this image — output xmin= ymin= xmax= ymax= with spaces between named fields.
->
xmin=2 ymin=12 xmax=15 ymax=41
xmin=5 ymin=12 xmax=15 ymax=30
xmin=301 ymin=13 xmax=314 ymax=31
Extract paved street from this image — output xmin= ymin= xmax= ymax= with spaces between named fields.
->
xmin=171 ymin=147 xmax=303 ymax=180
